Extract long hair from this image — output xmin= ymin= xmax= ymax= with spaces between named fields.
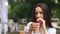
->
xmin=32 ymin=3 xmax=53 ymax=28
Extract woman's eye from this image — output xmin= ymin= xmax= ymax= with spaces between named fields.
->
xmin=39 ymin=12 xmax=43 ymax=14
xmin=35 ymin=11 xmax=43 ymax=14
xmin=35 ymin=12 xmax=38 ymax=14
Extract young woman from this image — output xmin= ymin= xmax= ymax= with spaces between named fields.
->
xmin=24 ymin=3 xmax=56 ymax=34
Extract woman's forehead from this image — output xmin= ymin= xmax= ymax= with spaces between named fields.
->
xmin=35 ymin=7 xmax=42 ymax=12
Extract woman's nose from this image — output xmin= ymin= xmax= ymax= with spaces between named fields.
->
xmin=37 ymin=13 xmax=40 ymax=17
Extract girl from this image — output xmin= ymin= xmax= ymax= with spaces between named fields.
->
xmin=24 ymin=3 xmax=56 ymax=34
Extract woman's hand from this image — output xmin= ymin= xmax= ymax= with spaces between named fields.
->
xmin=36 ymin=18 xmax=46 ymax=30
xmin=36 ymin=18 xmax=47 ymax=34
xmin=28 ymin=23 xmax=33 ymax=34
xmin=29 ymin=22 xmax=40 ymax=33
xmin=29 ymin=22 xmax=39 ymax=31
xmin=29 ymin=23 xmax=33 ymax=31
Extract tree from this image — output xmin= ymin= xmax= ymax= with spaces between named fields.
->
xmin=8 ymin=0 xmax=60 ymax=19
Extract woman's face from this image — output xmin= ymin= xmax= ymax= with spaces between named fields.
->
xmin=35 ymin=7 xmax=44 ymax=20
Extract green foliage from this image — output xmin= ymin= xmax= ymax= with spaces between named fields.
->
xmin=8 ymin=0 xmax=32 ymax=19
xmin=8 ymin=0 xmax=60 ymax=19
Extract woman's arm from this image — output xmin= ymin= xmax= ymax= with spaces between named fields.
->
xmin=39 ymin=27 xmax=47 ymax=34
xmin=43 ymin=28 xmax=47 ymax=34
xmin=27 ymin=29 xmax=32 ymax=34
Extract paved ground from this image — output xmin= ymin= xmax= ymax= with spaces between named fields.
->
xmin=8 ymin=19 xmax=24 ymax=34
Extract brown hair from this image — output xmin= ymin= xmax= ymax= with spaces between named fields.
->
xmin=32 ymin=3 xmax=53 ymax=28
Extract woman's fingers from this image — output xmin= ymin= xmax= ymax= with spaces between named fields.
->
xmin=36 ymin=18 xmax=45 ymax=27
xmin=30 ymin=23 xmax=40 ymax=31
xmin=29 ymin=23 xmax=33 ymax=31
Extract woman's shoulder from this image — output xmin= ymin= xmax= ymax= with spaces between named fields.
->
xmin=48 ymin=28 xmax=56 ymax=31
xmin=27 ymin=22 xmax=33 ymax=26
xmin=47 ymin=27 xmax=56 ymax=34
xmin=27 ymin=22 xmax=33 ymax=24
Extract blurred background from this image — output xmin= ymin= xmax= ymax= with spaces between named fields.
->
xmin=0 ymin=0 xmax=60 ymax=34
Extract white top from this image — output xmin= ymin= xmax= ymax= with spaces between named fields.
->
xmin=24 ymin=22 xmax=56 ymax=34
